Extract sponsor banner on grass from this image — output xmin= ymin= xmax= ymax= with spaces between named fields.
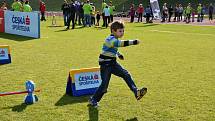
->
xmin=4 ymin=10 xmax=40 ymax=38
xmin=150 ymin=0 xmax=161 ymax=20
xmin=0 ymin=45 xmax=11 ymax=64
xmin=66 ymin=67 xmax=102 ymax=96
xmin=74 ymin=71 xmax=101 ymax=90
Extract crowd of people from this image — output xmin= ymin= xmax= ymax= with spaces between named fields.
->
xmin=0 ymin=0 xmax=32 ymax=12
xmin=129 ymin=3 xmax=153 ymax=23
xmin=128 ymin=2 xmax=214 ymax=24
xmin=61 ymin=0 xmax=115 ymax=29
xmin=1 ymin=0 xmax=215 ymax=28
xmin=0 ymin=0 xmax=46 ymax=21
xmin=161 ymin=2 xmax=214 ymax=23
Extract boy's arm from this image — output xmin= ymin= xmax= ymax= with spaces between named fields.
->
xmin=105 ymin=38 xmax=140 ymax=48
xmin=116 ymin=39 xmax=140 ymax=47
xmin=117 ymin=52 xmax=124 ymax=60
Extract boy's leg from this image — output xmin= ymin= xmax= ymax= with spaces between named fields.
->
xmin=91 ymin=65 xmax=112 ymax=103
xmin=111 ymin=63 xmax=138 ymax=94
xmin=111 ymin=62 xmax=147 ymax=100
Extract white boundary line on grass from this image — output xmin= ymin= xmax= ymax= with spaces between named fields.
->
xmin=150 ymin=30 xmax=215 ymax=36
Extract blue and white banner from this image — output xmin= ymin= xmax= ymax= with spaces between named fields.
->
xmin=4 ymin=11 xmax=40 ymax=38
xmin=74 ymin=71 xmax=101 ymax=91
xmin=66 ymin=67 xmax=102 ymax=96
xmin=150 ymin=0 xmax=161 ymax=20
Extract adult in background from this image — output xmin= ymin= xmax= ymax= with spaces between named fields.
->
xmin=129 ymin=4 xmax=135 ymax=23
xmin=173 ymin=4 xmax=179 ymax=22
xmin=23 ymin=0 xmax=32 ymax=12
xmin=78 ymin=2 xmax=84 ymax=25
xmin=161 ymin=3 xmax=168 ymax=22
xmin=185 ymin=3 xmax=192 ymax=23
xmin=103 ymin=5 xmax=110 ymax=28
xmin=67 ymin=0 xmax=76 ymax=29
xmin=102 ymin=0 xmax=108 ymax=27
xmin=137 ymin=4 xmax=144 ymax=22
xmin=209 ymin=3 xmax=214 ymax=23
xmin=197 ymin=3 xmax=202 ymax=22
xmin=168 ymin=5 xmax=173 ymax=22
xmin=39 ymin=1 xmax=46 ymax=21
xmin=178 ymin=4 xmax=183 ymax=21
xmin=83 ymin=0 xmax=92 ymax=27
xmin=145 ymin=5 xmax=152 ymax=23
xmin=12 ymin=0 xmax=22 ymax=11
xmin=109 ymin=1 xmax=115 ymax=23
xmin=61 ymin=0 xmax=70 ymax=26
xmin=201 ymin=5 xmax=206 ymax=22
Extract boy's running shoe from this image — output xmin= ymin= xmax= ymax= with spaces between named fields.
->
xmin=135 ymin=87 xmax=147 ymax=100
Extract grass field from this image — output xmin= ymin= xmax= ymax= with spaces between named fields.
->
xmin=0 ymin=19 xmax=215 ymax=121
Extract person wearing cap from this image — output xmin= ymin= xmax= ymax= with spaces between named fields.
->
xmin=40 ymin=1 xmax=46 ymax=21
xmin=12 ymin=0 xmax=22 ymax=11
xmin=23 ymin=1 xmax=32 ymax=12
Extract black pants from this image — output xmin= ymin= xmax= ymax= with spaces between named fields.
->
xmin=96 ymin=18 xmax=100 ymax=26
xmin=174 ymin=13 xmax=179 ymax=22
xmin=168 ymin=13 xmax=173 ymax=22
xmin=79 ymin=13 xmax=84 ymax=25
xmin=104 ymin=16 xmax=110 ymax=28
xmin=179 ymin=13 xmax=183 ymax=21
xmin=130 ymin=16 xmax=134 ymax=23
xmin=102 ymin=13 xmax=105 ymax=26
xmin=110 ymin=15 xmax=113 ymax=23
xmin=209 ymin=13 xmax=213 ymax=20
xmin=67 ymin=15 xmax=75 ymax=29
xmin=186 ymin=14 xmax=191 ymax=23
xmin=41 ymin=12 xmax=46 ymax=21
xmin=162 ymin=12 xmax=168 ymax=22
xmin=138 ymin=13 xmax=143 ymax=22
xmin=92 ymin=62 xmax=137 ymax=102
xmin=146 ymin=13 xmax=150 ymax=23
xmin=91 ymin=16 xmax=95 ymax=25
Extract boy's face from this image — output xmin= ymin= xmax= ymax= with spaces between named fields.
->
xmin=113 ymin=29 xmax=124 ymax=38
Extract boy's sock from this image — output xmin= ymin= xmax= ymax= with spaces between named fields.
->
xmin=88 ymin=97 xmax=99 ymax=108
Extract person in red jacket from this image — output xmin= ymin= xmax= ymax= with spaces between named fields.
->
xmin=137 ymin=4 xmax=144 ymax=22
xmin=39 ymin=0 xmax=46 ymax=21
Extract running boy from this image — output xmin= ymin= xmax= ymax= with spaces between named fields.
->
xmin=89 ymin=21 xmax=147 ymax=108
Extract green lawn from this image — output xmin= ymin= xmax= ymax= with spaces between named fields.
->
xmin=0 ymin=20 xmax=215 ymax=121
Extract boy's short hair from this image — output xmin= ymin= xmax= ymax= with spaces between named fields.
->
xmin=110 ymin=21 xmax=124 ymax=32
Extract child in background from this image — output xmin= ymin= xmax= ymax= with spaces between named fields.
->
xmin=96 ymin=11 xmax=101 ymax=26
